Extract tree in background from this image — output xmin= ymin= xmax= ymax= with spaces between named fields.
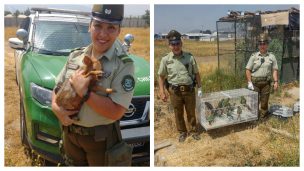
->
xmin=4 ymin=11 xmax=12 ymax=16
xmin=142 ymin=9 xmax=150 ymax=27
xmin=13 ymin=10 xmax=20 ymax=17
xmin=24 ymin=8 xmax=31 ymax=16
xmin=13 ymin=10 xmax=20 ymax=26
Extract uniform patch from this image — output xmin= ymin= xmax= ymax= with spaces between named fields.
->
xmin=67 ymin=63 xmax=79 ymax=70
xmin=121 ymin=75 xmax=135 ymax=92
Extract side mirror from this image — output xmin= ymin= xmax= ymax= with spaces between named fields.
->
xmin=9 ymin=38 xmax=25 ymax=50
xmin=123 ymin=34 xmax=135 ymax=52
xmin=16 ymin=29 xmax=28 ymax=41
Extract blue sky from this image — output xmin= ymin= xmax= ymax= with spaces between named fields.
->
xmin=155 ymin=4 xmax=299 ymax=34
xmin=4 ymin=4 xmax=149 ymax=17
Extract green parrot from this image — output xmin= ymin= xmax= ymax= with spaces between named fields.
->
xmin=240 ymin=96 xmax=251 ymax=111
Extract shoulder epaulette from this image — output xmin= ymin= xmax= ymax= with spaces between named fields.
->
xmin=187 ymin=52 xmax=193 ymax=56
xmin=118 ymin=54 xmax=134 ymax=63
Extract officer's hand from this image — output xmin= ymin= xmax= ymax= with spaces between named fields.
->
xmin=198 ymin=89 xmax=203 ymax=97
xmin=52 ymin=101 xmax=78 ymax=126
xmin=273 ymin=82 xmax=279 ymax=91
xmin=159 ymin=91 xmax=168 ymax=102
xmin=70 ymin=69 xmax=91 ymax=97
xmin=248 ymin=82 xmax=254 ymax=90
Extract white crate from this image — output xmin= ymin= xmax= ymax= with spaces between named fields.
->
xmin=196 ymin=88 xmax=258 ymax=130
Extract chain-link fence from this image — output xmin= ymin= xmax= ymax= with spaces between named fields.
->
xmin=5 ymin=16 xmax=148 ymax=28
xmin=216 ymin=9 xmax=299 ymax=83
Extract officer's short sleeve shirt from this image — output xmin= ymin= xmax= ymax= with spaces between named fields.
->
xmin=54 ymin=40 xmax=135 ymax=127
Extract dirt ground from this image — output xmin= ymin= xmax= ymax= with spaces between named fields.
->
xmin=4 ymin=42 xmax=32 ymax=166
xmin=154 ymin=74 xmax=299 ymax=166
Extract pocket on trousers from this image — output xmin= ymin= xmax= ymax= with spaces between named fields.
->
xmin=105 ymin=141 xmax=133 ymax=166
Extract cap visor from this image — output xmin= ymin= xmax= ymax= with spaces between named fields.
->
xmin=169 ymin=40 xmax=181 ymax=44
xmin=91 ymin=16 xmax=122 ymax=25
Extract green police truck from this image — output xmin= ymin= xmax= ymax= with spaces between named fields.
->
xmin=8 ymin=7 xmax=150 ymax=165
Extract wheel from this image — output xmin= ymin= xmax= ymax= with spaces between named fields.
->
xmin=20 ymin=99 xmax=29 ymax=147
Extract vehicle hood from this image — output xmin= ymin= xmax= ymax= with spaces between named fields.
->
xmin=26 ymin=52 xmax=67 ymax=89
xmin=27 ymin=52 xmax=150 ymax=95
xmin=128 ymin=54 xmax=150 ymax=96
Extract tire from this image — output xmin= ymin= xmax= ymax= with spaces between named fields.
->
xmin=20 ymin=99 xmax=29 ymax=147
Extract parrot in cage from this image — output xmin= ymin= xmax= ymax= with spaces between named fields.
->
xmin=205 ymin=102 xmax=216 ymax=125
xmin=217 ymin=98 xmax=231 ymax=116
xmin=240 ymin=96 xmax=251 ymax=111
xmin=237 ymin=106 xmax=242 ymax=121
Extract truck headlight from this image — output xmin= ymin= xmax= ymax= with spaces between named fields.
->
xmin=30 ymin=83 xmax=52 ymax=107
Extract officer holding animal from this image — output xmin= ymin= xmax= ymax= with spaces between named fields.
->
xmin=51 ymin=4 xmax=135 ymax=166
xmin=246 ymin=33 xmax=279 ymax=119
xmin=158 ymin=30 xmax=202 ymax=142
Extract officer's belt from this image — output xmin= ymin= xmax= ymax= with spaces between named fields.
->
xmin=251 ymin=76 xmax=270 ymax=82
xmin=169 ymin=84 xmax=193 ymax=92
xmin=65 ymin=123 xmax=114 ymax=136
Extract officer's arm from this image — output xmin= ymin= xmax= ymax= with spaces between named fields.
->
xmin=246 ymin=69 xmax=252 ymax=82
xmin=51 ymin=91 xmax=77 ymax=126
xmin=85 ymin=93 xmax=126 ymax=121
xmin=195 ymin=73 xmax=202 ymax=88
xmin=273 ymin=69 xmax=278 ymax=82
xmin=85 ymin=63 xmax=135 ymax=121
xmin=158 ymin=75 xmax=166 ymax=94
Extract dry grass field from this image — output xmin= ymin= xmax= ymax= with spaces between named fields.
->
xmin=120 ymin=27 xmax=150 ymax=62
xmin=4 ymin=26 xmax=149 ymax=166
xmin=154 ymin=39 xmax=300 ymax=166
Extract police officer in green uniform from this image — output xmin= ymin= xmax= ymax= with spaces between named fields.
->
xmin=246 ymin=33 xmax=279 ymax=119
xmin=158 ymin=30 xmax=202 ymax=142
xmin=51 ymin=4 xmax=135 ymax=166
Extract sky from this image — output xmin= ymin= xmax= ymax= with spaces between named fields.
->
xmin=4 ymin=4 xmax=149 ymax=17
xmin=155 ymin=4 xmax=299 ymax=34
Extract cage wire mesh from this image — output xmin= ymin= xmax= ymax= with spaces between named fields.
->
xmin=216 ymin=9 xmax=299 ymax=83
xmin=196 ymin=88 xmax=258 ymax=130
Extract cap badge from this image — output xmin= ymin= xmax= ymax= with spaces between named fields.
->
xmin=105 ymin=9 xmax=111 ymax=15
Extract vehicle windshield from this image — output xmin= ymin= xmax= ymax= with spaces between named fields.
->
xmin=33 ymin=20 xmax=91 ymax=55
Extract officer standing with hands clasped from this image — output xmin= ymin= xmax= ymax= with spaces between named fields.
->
xmin=158 ymin=30 xmax=202 ymax=142
xmin=52 ymin=4 xmax=135 ymax=166
xmin=246 ymin=33 xmax=279 ymax=119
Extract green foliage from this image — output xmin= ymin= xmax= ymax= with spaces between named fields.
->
xmin=13 ymin=10 xmax=20 ymax=17
xmin=4 ymin=11 xmax=12 ymax=16
xmin=24 ymin=8 xmax=31 ymax=16
xmin=201 ymin=69 xmax=247 ymax=93
xmin=268 ymin=38 xmax=283 ymax=71
xmin=142 ymin=10 xmax=150 ymax=26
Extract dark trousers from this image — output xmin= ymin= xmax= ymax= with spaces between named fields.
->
xmin=62 ymin=123 xmax=118 ymax=166
xmin=252 ymin=80 xmax=271 ymax=117
xmin=168 ymin=87 xmax=197 ymax=133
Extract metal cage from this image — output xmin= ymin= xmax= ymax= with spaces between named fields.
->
xmin=196 ymin=88 xmax=258 ymax=130
xmin=216 ymin=8 xmax=299 ymax=83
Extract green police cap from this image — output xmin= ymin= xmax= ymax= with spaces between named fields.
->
xmin=91 ymin=4 xmax=124 ymax=24
xmin=258 ymin=33 xmax=269 ymax=43
xmin=166 ymin=30 xmax=182 ymax=44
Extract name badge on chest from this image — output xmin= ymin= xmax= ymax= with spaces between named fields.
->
xmin=67 ymin=63 xmax=79 ymax=70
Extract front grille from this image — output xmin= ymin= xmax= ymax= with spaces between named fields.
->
xmin=121 ymin=96 xmax=149 ymax=122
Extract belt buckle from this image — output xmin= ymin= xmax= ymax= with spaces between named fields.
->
xmin=180 ymin=86 xmax=185 ymax=92
xmin=73 ymin=126 xmax=82 ymax=135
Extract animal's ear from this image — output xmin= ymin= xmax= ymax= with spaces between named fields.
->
xmin=83 ymin=56 xmax=92 ymax=66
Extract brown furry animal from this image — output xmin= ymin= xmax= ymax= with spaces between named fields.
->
xmin=55 ymin=56 xmax=114 ymax=120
